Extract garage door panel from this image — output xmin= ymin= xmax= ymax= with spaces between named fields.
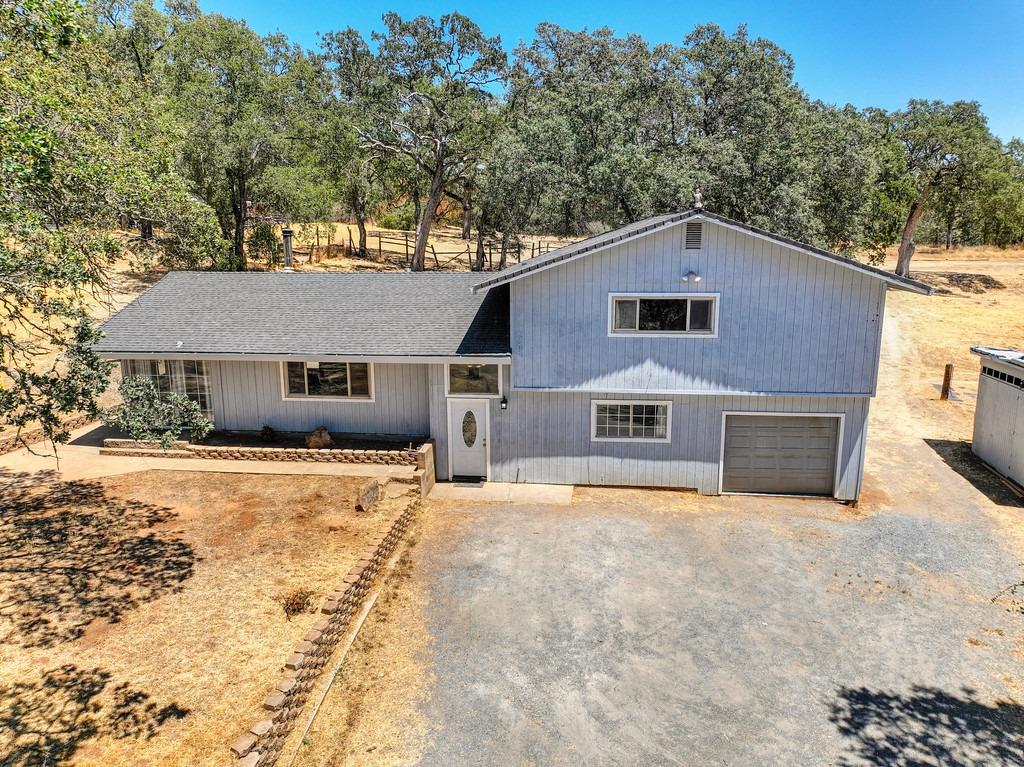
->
xmin=722 ymin=415 xmax=839 ymax=495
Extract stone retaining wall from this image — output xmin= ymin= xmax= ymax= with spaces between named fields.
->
xmin=414 ymin=442 xmax=436 ymax=498
xmin=231 ymin=498 xmax=419 ymax=767
xmin=0 ymin=413 xmax=96 ymax=456
xmin=100 ymin=439 xmax=431 ymax=467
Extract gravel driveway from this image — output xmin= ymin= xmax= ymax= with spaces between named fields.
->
xmin=413 ymin=443 xmax=1024 ymax=766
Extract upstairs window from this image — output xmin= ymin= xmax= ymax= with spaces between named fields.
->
xmin=610 ymin=294 xmax=717 ymax=336
xmin=284 ymin=361 xmax=372 ymax=399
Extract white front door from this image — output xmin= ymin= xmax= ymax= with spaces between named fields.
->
xmin=448 ymin=398 xmax=489 ymax=479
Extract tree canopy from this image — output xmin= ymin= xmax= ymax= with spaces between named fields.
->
xmin=3 ymin=0 xmax=1024 ymax=445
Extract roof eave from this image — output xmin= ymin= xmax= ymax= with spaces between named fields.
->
xmin=472 ymin=209 xmax=934 ymax=296
xmin=98 ymin=351 xmax=512 ymax=363
xmin=471 ymin=211 xmax=699 ymax=293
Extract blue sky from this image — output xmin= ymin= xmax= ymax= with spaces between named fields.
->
xmin=199 ymin=0 xmax=1024 ymax=141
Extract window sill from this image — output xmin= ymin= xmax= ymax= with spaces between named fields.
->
xmin=608 ymin=331 xmax=718 ymax=339
xmin=591 ymin=436 xmax=672 ymax=444
xmin=281 ymin=395 xmax=376 ymax=403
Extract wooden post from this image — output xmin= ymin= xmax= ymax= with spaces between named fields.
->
xmin=404 ymin=231 xmax=409 ymax=261
xmin=378 ymin=233 xmax=382 ymax=261
xmin=940 ymin=363 xmax=954 ymax=400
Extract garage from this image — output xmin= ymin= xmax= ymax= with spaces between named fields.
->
xmin=721 ymin=414 xmax=840 ymax=495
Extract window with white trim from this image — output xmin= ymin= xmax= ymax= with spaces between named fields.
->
xmin=122 ymin=359 xmax=213 ymax=418
xmin=592 ymin=401 xmax=671 ymax=441
xmin=447 ymin=363 xmax=501 ymax=396
xmin=284 ymin=361 xmax=372 ymax=399
xmin=611 ymin=295 xmax=716 ymax=335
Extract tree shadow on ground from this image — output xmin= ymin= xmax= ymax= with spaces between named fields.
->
xmin=0 ymin=470 xmax=196 ymax=648
xmin=830 ymin=685 xmax=1024 ymax=766
xmin=0 ymin=663 xmax=188 ymax=766
xmin=925 ymin=439 xmax=1023 ymax=508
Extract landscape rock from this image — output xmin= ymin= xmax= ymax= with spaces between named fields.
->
xmin=356 ymin=479 xmax=381 ymax=512
xmin=305 ymin=426 xmax=333 ymax=449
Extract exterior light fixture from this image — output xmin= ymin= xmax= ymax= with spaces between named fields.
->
xmin=500 ymin=396 xmax=508 ymax=410
xmin=682 ymin=271 xmax=702 ymax=283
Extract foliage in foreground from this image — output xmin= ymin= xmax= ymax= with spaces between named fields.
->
xmin=102 ymin=376 xmax=213 ymax=448
xmin=0 ymin=0 xmax=226 ymax=448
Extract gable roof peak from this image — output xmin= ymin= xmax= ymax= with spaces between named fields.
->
xmin=471 ymin=209 xmax=932 ymax=296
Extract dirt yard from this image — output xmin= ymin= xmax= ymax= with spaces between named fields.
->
xmin=284 ymin=223 xmax=576 ymax=275
xmin=0 ymin=469 xmax=413 ymax=767
xmin=879 ymin=244 xmax=1024 ymax=441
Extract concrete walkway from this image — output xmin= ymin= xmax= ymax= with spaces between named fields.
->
xmin=429 ymin=481 xmax=574 ymax=505
xmin=0 ymin=423 xmax=416 ymax=482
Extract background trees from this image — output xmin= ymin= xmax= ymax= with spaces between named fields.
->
xmin=324 ymin=13 xmax=506 ymax=270
xmin=4 ymin=0 xmax=1024 ymax=444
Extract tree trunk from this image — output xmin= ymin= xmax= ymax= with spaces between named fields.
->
xmin=140 ymin=220 xmax=154 ymax=241
xmin=411 ymin=179 xmax=422 ymax=232
xmin=474 ymin=226 xmax=486 ymax=272
xmin=472 ymin=206 xmax=488 ymax=272
xmin=499 ymin=229 xmax=510 ymax=270
xmin=356 ymin=215 xmax=368 ymax=258
xmin=228 ymin=171 xmax=248 ymax=271
xmin=945 ymin=215 xmax=954 ymax=250
xmin=412 ymin=174 xmax=444 ymax=271
xmin=461 ymin=181 xmax=473 ymax=240
xmin=231 ymin=209 xmax=246 ymax=271
xmin=895 ymin=187 xmax=932 ymax=278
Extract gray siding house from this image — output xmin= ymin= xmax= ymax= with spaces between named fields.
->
xmin=96 ymin=209 xmax=930 ymax=500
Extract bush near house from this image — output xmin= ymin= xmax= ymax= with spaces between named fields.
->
xmin=102 ymin=377 xmax=213 ymax=448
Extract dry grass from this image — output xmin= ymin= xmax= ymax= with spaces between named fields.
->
xmin=285 ymin=223 xmax=576 ymax=274
xmin=289 ymin=523 xmax=435 ymax=767
xmin=877 ymin=246 xmax=1024 ymax=440
xmin=0 ymin=469 xmax=413 ymax=767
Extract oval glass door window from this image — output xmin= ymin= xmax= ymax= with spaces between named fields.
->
xmin=462 ymin=411 xmax=478 ymax=448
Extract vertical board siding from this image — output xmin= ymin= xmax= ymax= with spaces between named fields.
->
xmin=427 ymin=364 xmax=450 ymax=480
xmin=208 ymin=361 xmax=430 ymax=436
xmin=489 ymin=387 xmax=870 ymax=500
xmin=972 ymin=370 xmax=1024 ymax=484
xmin=510 ymin=221 xmax=887 ymax=395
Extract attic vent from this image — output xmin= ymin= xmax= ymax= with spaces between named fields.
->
xmin=685 ymin=222 xmax=703 ymax=249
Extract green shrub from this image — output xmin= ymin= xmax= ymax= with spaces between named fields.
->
xmin=377 ymin=204 xmax=416 ymax=231
xmin=102 ymin=376 xmax=213 ymax=449
xmin=248 ymin=222 xmax=281 ymax=267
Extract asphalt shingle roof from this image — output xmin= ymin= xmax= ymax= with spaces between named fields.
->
xmin=95 ymin=271 xmax=510 ymax=358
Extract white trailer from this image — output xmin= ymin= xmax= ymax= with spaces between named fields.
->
xmin=971 ymin=346 xmax=1024 ymax=487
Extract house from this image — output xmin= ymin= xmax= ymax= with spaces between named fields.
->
xmin=970 ymin=346 xmax=1024 ymax=488
xmin=95 ymin=209 xmax=931 ymax=500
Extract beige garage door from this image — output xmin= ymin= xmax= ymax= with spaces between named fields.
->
xmin=722 ymin=415 xmax=839 ymax=495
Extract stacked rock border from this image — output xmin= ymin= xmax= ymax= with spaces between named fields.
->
xmin=230 ymin=497 xmax=420 ymax=767
xmin=100 ymin=439 xmax=425 ymax=466
xmin=0 ymin=414 xmax=96 ymax=456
